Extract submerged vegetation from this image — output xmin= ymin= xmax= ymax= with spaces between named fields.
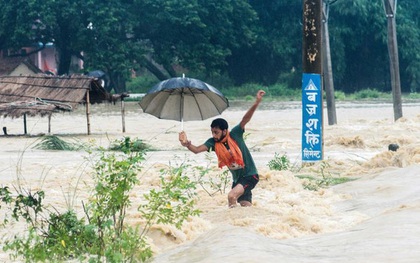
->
xmin=2 ymin=140 xmax=199 ymax=262
xmin=296 ymin=161 xmax=356 ymax=191
xmin=189 ymin=154 xmax=231 ymax=196
xmin=33 ymin=135 xmax=85 ymax=151
xmin=33 ymin=135 xmax=152 ymax=153
xmin=267 ymin=153 xmax=355 ymax=191
xmin=268 ymin=153 xmax=291 ymax=171
xmin=108 ymin=136 xmax=152 ymax=152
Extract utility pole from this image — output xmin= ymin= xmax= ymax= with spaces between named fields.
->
xmin=302 ymin=0 xmax=323 ymax=162
xmin=383 ymin=0 xmax=403 ymax=121
xmin=322 ymin=0 xmax=337 ymax=125
xmin=302 ymin=0 xmax=322 ymax=74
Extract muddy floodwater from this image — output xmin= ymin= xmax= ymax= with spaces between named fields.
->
xmin=0 ymin=100 xmax=419 ymax=262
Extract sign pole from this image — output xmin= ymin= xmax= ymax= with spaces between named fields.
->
xmin=302 ymin=0 xmax=323 ymax=162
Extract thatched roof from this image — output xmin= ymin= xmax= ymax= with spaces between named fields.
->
xmin=0 ymin=74 xmax=111 ymax=118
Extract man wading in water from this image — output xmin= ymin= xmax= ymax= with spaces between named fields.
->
xmin=179 ymin=90 xmax=266 ymax=208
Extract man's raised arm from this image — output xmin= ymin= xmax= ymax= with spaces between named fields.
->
xmin=240 ymin=90 xmax=266 ymax=129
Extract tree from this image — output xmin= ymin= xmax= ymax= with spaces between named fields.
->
xmin=0 ymin=0 xmax=259 ymax=92
xmin=380 ymin=0 xmax=420 ymax=118
xmin=0 ymin=0 xmax=91 ymax=75
xmin=131 ymin=0 xmax=258 ymax=81
xmin=328 ymin=1 xmax=388 ymax=93
xmin=396 ymin=0 xmax=420 ymax=93
xmin=0 ymin=0 xmax=53 ymax=54
xmin=1 ymin=0 xmax=418 ymax=93
xmin=227 ymin=0 xmax=302 ymax=86
xmin=328 ymin=0 xmax=419 ymax=94
xmin=81 ymin=0 xmax=141 ymax=93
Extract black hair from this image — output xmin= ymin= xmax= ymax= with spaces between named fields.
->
xmin=211 ymin=118 xmax=228 ymax=130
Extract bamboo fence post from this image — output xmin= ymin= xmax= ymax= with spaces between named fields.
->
xmin=86 ymin=90 xmax=91 ymax=135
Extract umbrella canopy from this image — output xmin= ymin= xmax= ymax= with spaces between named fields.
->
xmin=139 ymin=77 xmax=229 ymax=122
xmin=86 ymin=70 xmax=106 ymax=78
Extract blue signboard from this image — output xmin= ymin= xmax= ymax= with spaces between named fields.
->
xmin=302 ymin=73 xmax=323 ymax=161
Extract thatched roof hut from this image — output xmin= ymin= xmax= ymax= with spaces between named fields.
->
xmin=0 ymin=74 xmax=114 ymax=135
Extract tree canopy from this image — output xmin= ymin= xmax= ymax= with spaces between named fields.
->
xmin=0 ymin=0 xmax=418 ymax=93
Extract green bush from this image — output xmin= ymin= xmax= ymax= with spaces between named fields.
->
xmin=109 ymin=136 xmax=151 ymax=152
xmin=406 ymin=92 xmax=420 ymax=99
xmin=268 ymin=153 xmax=290 ymax=171
xmin=140 ymin=165 xmax=200 ymax=229
xmin=1 ymin=147 xmax=200 ymax=262
xmin=334 ymin=91 xmax=347 ymax=100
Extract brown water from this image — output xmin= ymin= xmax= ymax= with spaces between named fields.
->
xmin=0 ymin=100 xmax=419 ymax=262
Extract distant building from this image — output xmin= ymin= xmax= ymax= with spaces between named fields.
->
xmin=0 ymin=54 xmax=42 ymax=76
xmin=0 ymin=43 xmax=83 ymax=76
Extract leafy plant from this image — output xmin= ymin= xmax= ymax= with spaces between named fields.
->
xmin=109 ymin=136 xmax=151 ymax=152
xmin=2 ymin=188 xmax=51 ymax=262
xmin=82 ymin=148 xmax=146 ymax=261
xmin=0 ymin=186 xmax=12 ymax=209
xmin=140 ymin=163 xmax=201 ymax=231
xmin=5 ymin=210 xmax=95 ymax=262
xmin=1 ymin=147 xmax=200 ymax=262
xmin=268 ymin=153 xmax=290 ymax=171
xmin=0 ymin=186 xmax=13 ymax=226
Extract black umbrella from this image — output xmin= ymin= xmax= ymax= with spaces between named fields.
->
xmin=86 ymin=70 xmax=106 ymax=78
xmin=86 ymin=70 xmax=111 ymax=90
xmin=139 ymin=77 xmax=229 ymax=129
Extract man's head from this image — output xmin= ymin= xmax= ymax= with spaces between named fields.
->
xmin=211 ymin=118 xmax=228 ymax=142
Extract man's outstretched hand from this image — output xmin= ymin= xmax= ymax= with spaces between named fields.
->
xmin=256 ymin=90 xmax=266 ymax=103
xmin=179 ymin=131 xmax=189 ymax=147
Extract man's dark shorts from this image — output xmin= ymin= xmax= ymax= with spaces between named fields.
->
xmin=232 ymin=174 xmax=259 ymax=203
